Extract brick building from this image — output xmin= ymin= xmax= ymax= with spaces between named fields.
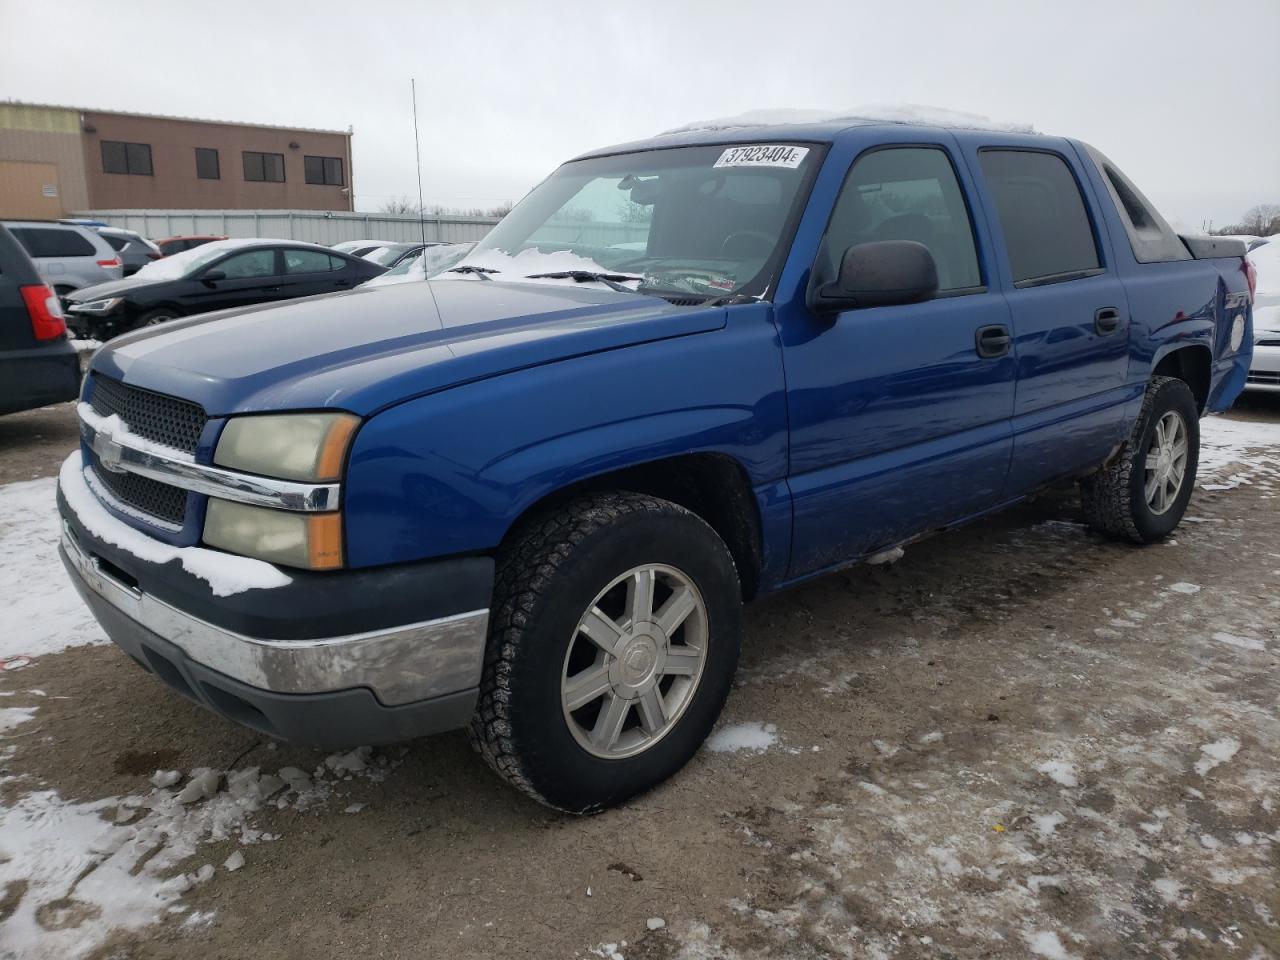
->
xmin=0 ymin=102 xmax=353 ymax=219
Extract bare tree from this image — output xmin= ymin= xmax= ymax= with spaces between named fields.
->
xmin=1240 ymin=203 xmax=1280 ymax=236
xmin=379 ymin=196 xmax=421 ymax=216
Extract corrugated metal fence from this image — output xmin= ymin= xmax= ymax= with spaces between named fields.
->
xmin=71 ymin=209 xmax=502 ymax=244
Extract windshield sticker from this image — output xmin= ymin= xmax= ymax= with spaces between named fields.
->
xmin=713 ymin=145 xmax=809 ymax=169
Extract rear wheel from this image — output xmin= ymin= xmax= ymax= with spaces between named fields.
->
xmin=1079 ymin=376 xmax=1199 ymax=543
xmin=470 ymin=492 xmax=742 ymax=813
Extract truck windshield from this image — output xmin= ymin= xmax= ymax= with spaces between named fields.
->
xmin=458 ymin=143 xmax=819 ymax=300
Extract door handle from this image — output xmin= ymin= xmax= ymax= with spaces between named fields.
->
xmin=1094 ymin=307 xmax=1122 ymax=335
xmin=975 ymin=324 xmax=1011 ymax=359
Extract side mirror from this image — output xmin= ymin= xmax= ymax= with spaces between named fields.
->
xmin=811 ymin=240 xmax=939 ymax=312
xmin=201 ymin=269 xmax=226 ymax=284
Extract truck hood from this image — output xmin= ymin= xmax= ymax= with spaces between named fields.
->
xmin=91 ymin=279 xmax=725 ymax=416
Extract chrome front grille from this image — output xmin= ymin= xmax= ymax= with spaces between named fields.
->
xmin=88 ymin=449 xmax=189 ymax=526
xmin=86 ymin=375 xmax=207 ymax=527
xmin=89 ymin=375 xmax=208 ymax=456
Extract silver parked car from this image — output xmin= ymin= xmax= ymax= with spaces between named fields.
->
xmin=94 ymin=226 xmax=162 ymax=277
xmin=2 ymin=221 xmax=123 ymax=295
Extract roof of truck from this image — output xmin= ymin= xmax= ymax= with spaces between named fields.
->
xmin=575 ymin=105 xmax=1044 ymax=161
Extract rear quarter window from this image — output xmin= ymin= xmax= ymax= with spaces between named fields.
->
xmin=11 ymin=227 xmax=97 ymax=259
xmin=1084 ymin=145 xmax=1191 ymax=263
xmin=978 ymin=150 xmax=1102 ymax=286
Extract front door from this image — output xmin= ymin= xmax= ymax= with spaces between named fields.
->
xmin=781 ymin=143 xmax=1016 ymax=580
xmin=184 ymin=247 xmax=284 ymax=313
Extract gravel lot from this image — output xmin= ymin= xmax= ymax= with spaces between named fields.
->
xmin=1 ymin=396 xmax=1278 ymax=960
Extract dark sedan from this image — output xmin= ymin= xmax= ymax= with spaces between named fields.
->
xmin=64 ymin=239 xmax=387 ymax=339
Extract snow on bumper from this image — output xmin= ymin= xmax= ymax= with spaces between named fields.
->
xmin=56 ymin=450 xmax=492 ymax=742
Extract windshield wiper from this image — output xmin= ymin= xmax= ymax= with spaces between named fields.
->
xmin=524 ymin=270 xmax=643 ymax=293
xmin=701 ymin=293 xmax=761 ymax=307
xmin=446 ymin=265 xmax=498 ymax=279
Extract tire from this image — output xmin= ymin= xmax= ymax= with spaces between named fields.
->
xmin=1079 ymin=376 xmax=1199 ymax=543
xmin=138 ymin=309 xmax=179 ymax=328
xmin=470 ymin=492 xmax=742 ymax=813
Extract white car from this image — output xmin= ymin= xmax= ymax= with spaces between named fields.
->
xmin=1246 ymin=238 xmax=1279 ymax=392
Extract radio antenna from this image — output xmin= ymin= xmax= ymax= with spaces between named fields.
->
xmin=411 ymin=78 xmax=428 ymax=246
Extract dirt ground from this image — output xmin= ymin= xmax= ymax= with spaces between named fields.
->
xmin=2 ymin=396 xmax=1279 ymax=960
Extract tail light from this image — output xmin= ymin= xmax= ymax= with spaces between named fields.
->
xmin=1243 ymin=257 xmax=1257 ymax=302
xmin=19 ymin=284 xmax=67 ymax=341
xmin=96 ymin=257 xmax=122 ymax=269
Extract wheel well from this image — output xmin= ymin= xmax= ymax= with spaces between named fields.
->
xmin=1153 ymin=346 xmax=1211 ymax=412
xmin=506 ymin=454 xmax=764 ymax=600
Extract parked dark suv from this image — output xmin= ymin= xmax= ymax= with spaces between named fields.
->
xmin=0 ymin=224 xmax=80 ymax=416
xmin=64 ymin=239 xmax=387 ymax=339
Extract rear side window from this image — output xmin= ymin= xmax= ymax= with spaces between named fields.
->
xmin=283 ymin=249 xmax=341 ymax=274
xmin=103 ymin=234 xmax=128 ymax=251
xmin=978 ymin=150 xmax=1101 ymax=286
xmin=11 ymin=227 xmax=96 ymax=258
xmin=822 ymin=146 xmax=981 ymax=291
xmin=1085 ymin=146 xmax=1191 ymax=263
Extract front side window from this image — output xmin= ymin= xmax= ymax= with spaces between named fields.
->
xmin=243 ymin=151 xmax=285 ymax=183
xmin=284 ymin=249 xmax=339 ymax=273
xmin=821 ymin=146 xmax=981 ymax=292
xmin=978 ymin=149 xmax=1101 ymax=285
xmin=215 ymin=249 xmax=277 ymax=279
xmin=461 ymin=142 xmax=820 ymax=299
xmin=304 ymin=155 xmax=344 ymax=185
xmin=196 ymin=147 xmax=220 ymax=180
xmin=101 ymin=140 xmax=153 ymax=176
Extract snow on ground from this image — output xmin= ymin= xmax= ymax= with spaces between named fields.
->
xmin=0 ymin=748 xmax=401 ymax=959
xmin=705 ymin=722 xmax=778 ymax=754
xmin=1198 ymin=415 xmax=1280 ymax=482
xmin=0 ymin=475 xmax=104 ymax=661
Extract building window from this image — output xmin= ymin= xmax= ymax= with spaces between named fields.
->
xmin=243 ymin=151 xmax=285 ymax=183
xmin=195 ymin=147 xmax=220 ymax=180
xmin=304 ymin=155 xmax=344 ymax=186
xmin=101 ymin=140 xmax=153 ymax=176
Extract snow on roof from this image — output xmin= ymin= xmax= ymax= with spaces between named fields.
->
xmin=662 ymin=103 xmax=1037 ymax=136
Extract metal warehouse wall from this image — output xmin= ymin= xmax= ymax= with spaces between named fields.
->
xmin=72 ymin=209 xmax=502 ymax=244
xmin=0 ymin=104 xmax=90 ymax=216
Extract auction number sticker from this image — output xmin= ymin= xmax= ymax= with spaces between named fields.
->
xmin=713 ymin=145 xmax=809 ymax=169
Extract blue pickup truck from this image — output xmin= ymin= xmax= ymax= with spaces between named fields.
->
xmin=57 ymin=117 xmax=1255 ymax=812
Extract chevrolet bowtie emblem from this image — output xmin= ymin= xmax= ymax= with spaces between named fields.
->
xmin=92 ymin=430 xmax=126 ymax=473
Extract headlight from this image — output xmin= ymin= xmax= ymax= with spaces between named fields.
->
xmin=214 ymin=413 xmax=359 ymax=481
xmin=70 ymin=297 xmax=122 ymax=314
xmin=204 ymin=500 xmax=343 ymax=570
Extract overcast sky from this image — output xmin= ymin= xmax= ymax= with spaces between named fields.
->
xmin=2 ymin=0 xmax=1277 ymax=229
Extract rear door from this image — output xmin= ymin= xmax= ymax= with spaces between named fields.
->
xmin=180 ymin=247 xmax=284 ymax=313
xmin=280 ymin=247 xmax=357 ymax=299
xmin=958 ymin=138 xmax=1133 ymax=493
xmin=780 ymin=138 xmax=1017 ymax=579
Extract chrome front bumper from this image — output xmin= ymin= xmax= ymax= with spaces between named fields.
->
xmin=61 ymin=522 xmax=489 ymax=707
xmin=1246 ymin=343 xmax=1280 ymax=392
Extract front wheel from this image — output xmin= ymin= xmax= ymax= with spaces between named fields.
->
xmin=470 ymin=492 xmax=742 ymax=813
xmin=138 ymin=308 xmax=179 ymax=328
xmin=1079 ymin=376 xmax=1199 ymax=543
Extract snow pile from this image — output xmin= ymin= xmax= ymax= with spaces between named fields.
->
xmin=1248 ymin=236 xmax=1280 ymax=331
xmin=69 ymin=338 xmax=103 ymax=355
xmin=1198 ymin=416 xmax=1280 ymax=479
xmin=58 ymin=450 xmax=291 ymax=597
xmin=0 ymin=476 xmax=105 ymax=660
xmin=0 ymin=749 xmax=404 ymax=958
xmin=663 ymin=103 xmax=1036 ymax=136
xmin=706 ymin=721 xmax=778 ymax=753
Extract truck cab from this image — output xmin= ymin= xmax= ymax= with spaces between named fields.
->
xmin=57 ymin=115 xmax=1254 ymax=812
